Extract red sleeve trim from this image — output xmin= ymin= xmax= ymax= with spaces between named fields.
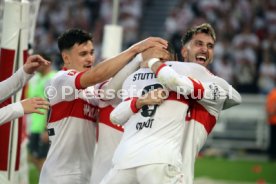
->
xmin=130 ymin=97 xmax=139 ymax=113
xmin=75 ymin=71 xmax=86 ymax=90
xmin=188 ymin=77 xmax=205 ymax=99
xmin=155 ymin=64 xmax=167 ymax=77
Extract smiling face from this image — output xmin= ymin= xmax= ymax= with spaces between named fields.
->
xmin=181 ymin=33 xmax=215 ymax=67
xmin=62 ymin=40 xmax=95 ymax=72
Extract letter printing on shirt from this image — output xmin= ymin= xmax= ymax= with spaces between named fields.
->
xmin=110 ymin=66 xmax=208 ymax=170
xmin=110 ymin=61 xmax=241 ymax=183
xmin=39 ymin=68 xmax=99 ymax=184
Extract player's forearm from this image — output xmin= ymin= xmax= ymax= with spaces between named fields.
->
xmin=110 ymin=98 xmax=138 ymax=125
xmin=0 ymin=67 xmax=33 ymax=102
xmin=80 ymin=47 xmax=139 ymax=88
xmin=100 ymin=54 xmax=142 ymax=100
xmin=0 ymin=102 xmax=24 ymax=125
xmin=149 ymin=59 xmax=195 ymax=95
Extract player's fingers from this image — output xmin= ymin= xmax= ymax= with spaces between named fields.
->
xmin=34 ymin=97 xmax=50 ymax=104
xmin=149 ymin=37 xmax=168 ymax=47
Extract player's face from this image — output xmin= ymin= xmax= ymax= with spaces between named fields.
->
xmin=63 ymin=40 xmax=95 ymax=72
xmin=181 ymin=33 xmax=214 ymax=67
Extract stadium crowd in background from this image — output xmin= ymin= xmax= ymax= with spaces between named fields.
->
xmin=32 ymin=0 xmax=276 ymax=95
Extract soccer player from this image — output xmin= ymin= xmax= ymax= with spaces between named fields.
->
xmin=91 ymin=47 xmax=170 ymax=184
xmin=99 ymin=53 xmax=228 ymax=183
xmin=101 ymin=23 xmax=241 ymax=184
xmin=142 ymin=23 xmax=241 ymax=183
xmin=0 ymin=54 xmax=50 ymax=124
xmin=38 ymin=28 xmax=168 ymax=184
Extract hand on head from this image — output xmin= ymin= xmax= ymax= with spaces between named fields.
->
xmin=132 ymin=37 xmax=168 ymax=54
xmin=21 ymin=97 xmax=50 ymax=115
xmin=140 ymin=46 xmax=170 ymax=68
xmin=23 ymin=54 xmax=50 ymax=74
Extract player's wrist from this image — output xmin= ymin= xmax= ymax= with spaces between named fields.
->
xmin=148 ymin=58 xmax=160 ymax=68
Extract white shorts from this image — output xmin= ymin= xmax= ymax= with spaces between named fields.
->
xmin=99 ymin=164 xmax=185 ymax=184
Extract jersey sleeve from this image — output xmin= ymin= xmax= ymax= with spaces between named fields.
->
xmin=154 ymin=64 xmax=205 ymax=98
xmin=110 ymin=97 xmax=139 ymax=125
xmin=212 ymin=76 xmax=242 ymax=109
xmin=99 ymin=54 xmax=142 ymax=100
xmin=0 ymin=67 xmax=33 ymax=103
xmin=49 ymin=70 xmax=84 ymax=103
xmin=0 ymin=102 xmax=24 ymax=125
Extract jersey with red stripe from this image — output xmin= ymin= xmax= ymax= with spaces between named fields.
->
xmin=40 ymin=69 xmax=99 ymax=184
xmin=91 ymin=81 xmax=123 ymax=184
xmin=154 ymin=61 xmax=241 ymax=183
xmin=110 ymin=66 xmax=214 ymax=170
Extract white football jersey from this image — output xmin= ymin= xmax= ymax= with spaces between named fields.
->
xmin=111 ymin=66 xmax=207 ymax=170
xmin=154 ymin=62 xmax=241 ymax=183
xmin=40 ymin=69 xmax=99 ymax=184
xmin=91 ymin=81 xmax=123 ymax=184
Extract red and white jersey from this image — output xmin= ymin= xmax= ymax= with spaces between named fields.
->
xmin=110 ymin=66 xmax=211 ymax=170
xmin=0 ymin=67 xmax=33 ymax=124
xmin=155 ymin=62 xmax=241 ymax=183
xmin=91 ymin=81 xmax=123 ymax=184
xmin=39 ymin=69 xmax=99 ymax=184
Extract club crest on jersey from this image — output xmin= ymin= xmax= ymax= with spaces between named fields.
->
xmin=208 ymin=83 xmax=220 ymax=100
xmin=67 ymin=70 xmax=77 ymax=76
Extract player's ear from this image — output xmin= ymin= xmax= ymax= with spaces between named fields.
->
xmin=62 ymin=51 xmax=70 ymax=65
xmin=181 ymin=47 xmax=188 ymax=61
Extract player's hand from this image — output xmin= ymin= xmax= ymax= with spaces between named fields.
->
xmin=140 ymin=47 xmax=170 ymax=67
xmin=21 ymin=97 xmax=50 ymax=115
xmin=136 ymin=88 xmax=167 ymax=109
xmin=23 ymin=54 xmax=50 ymax=74
xmin=130 ymin=37 xmax=168 ymax=54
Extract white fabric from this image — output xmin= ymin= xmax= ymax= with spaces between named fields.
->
xmin=100 ymin=163 xmax=183 ymax=184
xmin=108 ymin=61 xmax=241 ymax=184
xmin=0 ymin=67 xmax=33 ymax=103
xmin=155 ymin=62 xmax=241 ymax=183
xmin=39 ymin=69 xmax=98 ymax=184
xmin=0 ymin=67 xmax=32 ymax=124
xmin=0 ymin=102 xmax=24 ymax=125
xmin=110 ymin=65 xmax=207 ymax=170
xmin=90 ymin=82 xmax=123 ymax=184
xmin=91 ymin=55 xmax=141 ymax=184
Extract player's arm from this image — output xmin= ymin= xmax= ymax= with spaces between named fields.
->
xmin=100 ymin=47 xmax=170 ymax=100
xmin=99 ymin=54 xmax=142 ymax=100
xmin=0 ymin=55 xmax=50 ymax=102
xmin=148 ymin=58 xmax=205 ymax=98
xmin=79 ymin=37 xmax=168 ymax=89
xmin=110 ymin=89 xmax=166 ymax=125
xmin=0 ymin=97 xmax=49 ymax=125
xmin=223 ymin=86 xmax=242 ymax=109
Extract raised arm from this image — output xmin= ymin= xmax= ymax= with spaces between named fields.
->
xmin=0 ymin=55 xmax=50 ymax=102
xmin=79 ymin=37 xmax=168 ymax=89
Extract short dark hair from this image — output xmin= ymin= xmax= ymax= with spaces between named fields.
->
xmin=57 ymin=28 xmax=93 ymax=52
xmin=167 ymin=42 xmax=178 ymax=61
xmin=181 ymin=23 xmax=216 ymax=46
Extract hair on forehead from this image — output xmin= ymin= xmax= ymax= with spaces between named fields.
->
xmin=58 ymin=28 xmax=93 ymax=52
xmin=181 ymin=23 xmax=216 ymax=46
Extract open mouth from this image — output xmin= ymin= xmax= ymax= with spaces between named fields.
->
xmin=196 ymin=55 xmax=207 ymax=64
xmin=84 ymin=64 xmax=92 ymax=69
